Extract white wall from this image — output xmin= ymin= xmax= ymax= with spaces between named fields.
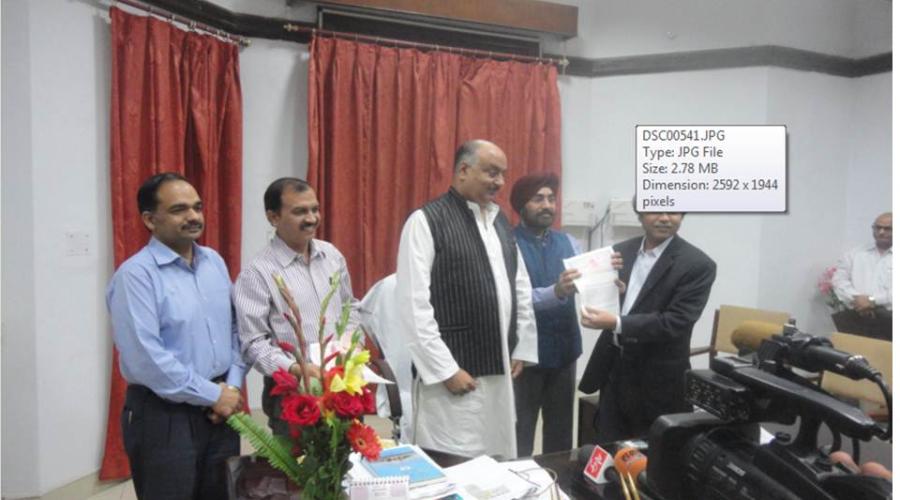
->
xmin=843 ymin=73 xmax=893 ymax=246
xmin=2 ymin=0 xmax=113 ymax=495
xmin=549 ymin=0 xmax=891 ymax=58
xmin=0 ymin=0 xmax=890 ymax=496
xmin=2 ymin=0 xmax=41 ymax=496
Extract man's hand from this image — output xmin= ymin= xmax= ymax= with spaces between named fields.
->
xmin=611 ymin=251 xmax=624 ymax=270
xmin=830 ymin=451 xmax=892 ymax=480
xmin=290 ymin=362 xmax=321 ymax=380
xmin=443 ymin=369 xmax=477 ymax=395
xmin=211 ymin=382 xmax=243 ymax=420
xmin=853 ymin=295 xmax=876 ymax=316
xmin=510 ymin=360 xmax=524 ymax=379
xmin=581 ymin=306 xmax=617 ymax=330
xmin=554 ymin=269 xmax=582 ymax=298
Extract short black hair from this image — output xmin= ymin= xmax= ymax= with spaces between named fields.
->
xmin=264 ymin=177 xmax=312 ymax=212
xmin=137 ymin=172 xmax=189 ymax=213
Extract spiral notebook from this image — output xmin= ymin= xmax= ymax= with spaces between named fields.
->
xmin=349 ymin=476 xmax=409 ymax=500
xmin=361 ymin=444 xmax=447 ymax=488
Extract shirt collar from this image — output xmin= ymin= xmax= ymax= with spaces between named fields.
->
xmin=147 ymin=237 xmax=204 ymax=267
xmin=638 ymin=235 xmax=674 ymax=258
xmin=271 ymin=234 xmax=324 ymax=267
xmin=466 ymin=198 xmax=499 ymax=225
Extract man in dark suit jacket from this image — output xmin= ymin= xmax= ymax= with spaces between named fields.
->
xmin=579 ymin=211 xmax=716 ymax=442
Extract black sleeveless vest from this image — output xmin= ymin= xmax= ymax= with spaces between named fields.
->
xmin=421 ymin=188 xmax=519 ymax=377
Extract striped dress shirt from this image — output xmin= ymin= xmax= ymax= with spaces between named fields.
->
xmin=233 ymin=235 xmax=360 ymax=376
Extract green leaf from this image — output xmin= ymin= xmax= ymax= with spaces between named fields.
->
xmin=226 ymin=413 xmax=302 ymax=485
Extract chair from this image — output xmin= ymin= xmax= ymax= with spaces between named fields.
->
xmin=690 ymin=304 xmax=792 ymax=361
xmin=820 ymin=332 xmax=892 ymax=419
xmin=362 ymin=327 xmax=404 ymax=441
xmin=359 ymin=274 xmax=413 ymax=442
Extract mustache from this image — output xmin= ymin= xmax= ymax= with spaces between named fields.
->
xmin=182 ymin=222 xmax=203 ymax=230
xmin=301 ymin=220 xmax=319 ymax=230
xmin=538 ymin=209 xmax=554 ymax=217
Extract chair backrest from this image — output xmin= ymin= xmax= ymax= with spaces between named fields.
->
xmin=712 ymin=305 xmax=792 ymax=358
xmin=820 ymin=332 xmax=892 ymax=406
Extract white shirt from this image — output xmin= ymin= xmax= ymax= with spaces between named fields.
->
xmin=832 ymin=244 xmax=892 ymax=310
xmin=614 ymin=236 xmax=674 ymax=340
xmin=395 ymin=200 xmax=538 ymax=458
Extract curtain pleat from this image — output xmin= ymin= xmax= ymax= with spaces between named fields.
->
xmin=308 ymin=37 xmax=562 ymax=296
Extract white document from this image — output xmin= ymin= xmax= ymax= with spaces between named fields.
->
xmin=562 ymin=246 xmax=620 ymax=316
xmin=443 ymin=455 xmax=533 ymax=500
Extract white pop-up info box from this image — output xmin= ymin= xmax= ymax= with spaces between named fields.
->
xmin=635 ymin=125 xmax=786 ymax=212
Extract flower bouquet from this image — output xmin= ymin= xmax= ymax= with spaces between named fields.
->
xmin=228 ymin=272 xmax=382 ymax=500
xmin=817 ymin=266 xmax=847 ymax=313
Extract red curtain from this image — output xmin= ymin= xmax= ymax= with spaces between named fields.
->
xmin=100 ymin=7 xmax=243 ymax=480
xmin=308 ymin=37 xmax=562 ymax=296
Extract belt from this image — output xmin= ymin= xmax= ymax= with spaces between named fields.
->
xmin=127 ymin=373 xmax=229 ymax=407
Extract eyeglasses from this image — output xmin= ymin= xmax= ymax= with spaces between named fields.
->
xmin=872 ymin=225 xmax=893 ymax=232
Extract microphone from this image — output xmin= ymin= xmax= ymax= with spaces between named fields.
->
xmin=731 ymin=320 xmax=784 ymax=351
xmin=615 ymin=448 xmax=645 ymax=500
xmin=582 ymin=445 xmax=614 ymax=484
xmin=731 ymin=321 xmax=880 ymax=381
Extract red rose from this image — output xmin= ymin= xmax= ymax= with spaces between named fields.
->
xmin=281 ymin=393 xmax=320 ymax=426
xmin=347 ymin=421 xmax=381 ymax=461
xmin=361 ymin=387 xmax=376 ymax=414
xmin=326 ymin=391 xmax=364 ymax=418
xmin=270 ymin=368 xmax=299 ymax=397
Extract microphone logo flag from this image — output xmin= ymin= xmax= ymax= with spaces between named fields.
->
xmin=584 ymin=445 xmax=613 ymax=483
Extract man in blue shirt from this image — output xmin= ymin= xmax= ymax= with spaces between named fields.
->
xmin=509 ymin=173 xmax=585 ymax=456
xmin=107 ymin=173 xmax=246 ymax=499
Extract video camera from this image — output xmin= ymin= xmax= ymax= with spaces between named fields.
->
xmin=644 ymin=322 xmax=892 ymax=500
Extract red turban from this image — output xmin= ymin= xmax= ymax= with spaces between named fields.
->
xmin=509 ymin=173 xmax=559 ymax=214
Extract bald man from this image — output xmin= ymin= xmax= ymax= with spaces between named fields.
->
xmin=832 ymin=212 xmax=892 ymax=339
xmin=395 ymin=140 xmax=538 ymax=459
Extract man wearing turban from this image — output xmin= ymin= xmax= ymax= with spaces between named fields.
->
xmin=509 ymin=173 xmax=585 ymax=456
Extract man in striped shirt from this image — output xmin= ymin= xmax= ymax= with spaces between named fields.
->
xmin=234 ymin=177 xmax=360 ymax=435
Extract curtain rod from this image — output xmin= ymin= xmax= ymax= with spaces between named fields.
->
xmin=112 ymin=0 xmax=250 ymax=46
xmin=114 ymin=0 xmax=567 ymax=67
xmin=285 ymin=23 xmax=569 ymax=68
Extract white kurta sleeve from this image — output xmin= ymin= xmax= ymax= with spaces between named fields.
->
xmin=510 ymin=249 xmax=539 ymax=364
xmin=395 ymin=210 xmax=460 ymax=385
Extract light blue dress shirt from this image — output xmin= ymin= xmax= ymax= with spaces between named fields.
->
xmin=107 ymin=237 xmax=246 ymax=406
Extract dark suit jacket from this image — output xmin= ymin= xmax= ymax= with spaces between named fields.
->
xmin=579 ymin=234 xmax=716 ymax=416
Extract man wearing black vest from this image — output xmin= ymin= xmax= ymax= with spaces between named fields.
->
xmin=579 ymin=208 xmax=716 ymax=443
xmin=395 ymin=140 xmax=538 ymax=459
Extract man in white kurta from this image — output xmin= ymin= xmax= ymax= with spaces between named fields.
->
xmin=395 ymin=140 xmax=538 ymax=459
